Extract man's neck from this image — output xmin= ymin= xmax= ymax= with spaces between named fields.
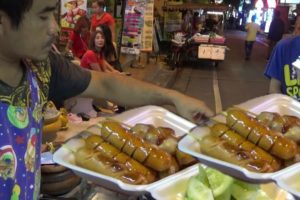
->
xmin=0 ymin=54 xmax=23 ymax=87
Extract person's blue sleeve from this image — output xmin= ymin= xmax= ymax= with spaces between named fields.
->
xmin=264 ymin=41 xmax=283 ymax=81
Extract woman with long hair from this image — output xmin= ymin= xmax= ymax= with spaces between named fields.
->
xmin=96 ymin=25 xmax=123 ymax=71
xmin=80 ymin=28 xmax=119 ymax=73
xmin=65 ymin=15 xmax=90 ymax=59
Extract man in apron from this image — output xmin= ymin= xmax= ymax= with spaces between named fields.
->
xmin=0 ymin=0 xmax=213 ymax=199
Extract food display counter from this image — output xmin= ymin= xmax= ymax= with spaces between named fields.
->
xmin=188 ymin=33 xmax=226 ymax=67
xmin=169 ymin=32 xmax=226 ymax=68
xmin=45 ymin=94 xmax=300 ymax=199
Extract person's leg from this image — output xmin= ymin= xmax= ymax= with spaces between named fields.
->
xmin=248 ymin=41 xmax=254 ymax=59
xmin=245 ymin=41 xmax=250 ymax=60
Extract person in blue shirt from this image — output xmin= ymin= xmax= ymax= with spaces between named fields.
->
xmin=264 ymin=36 xmax=300 ymax=100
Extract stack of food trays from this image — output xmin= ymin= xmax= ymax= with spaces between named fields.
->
xmin=53 ymin=105 xmax=197 ymax=195
xmin=179 ymin=94 xmax=300 ymax=198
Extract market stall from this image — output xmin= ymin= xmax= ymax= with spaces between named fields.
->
xmin=41 ymin=94 xmax=300 ymax=199
xmin=162 ymin=2 xmax=228 ymax=68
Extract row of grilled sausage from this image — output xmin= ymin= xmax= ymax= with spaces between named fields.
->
xmin=200 ymin=109 xmax=299 ymax=173
xmin=75 ymin=121 xmax=196 ymax=184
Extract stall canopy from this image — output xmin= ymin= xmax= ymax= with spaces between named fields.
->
xmin=162 ymin=3 xmax=229 ymax=12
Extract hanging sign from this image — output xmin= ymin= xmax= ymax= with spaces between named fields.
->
xmin=121 ymin=0 xmax=154 ymax=55
xmin=120 ymin=0 xmax=146 ymax=54
xmin=60 ymin=0 xmax=87 ymax=28
xmin=59 ymin=0 xmax=87 ymax=44
xmin=141 ymin=0 xmax=154 ymax=52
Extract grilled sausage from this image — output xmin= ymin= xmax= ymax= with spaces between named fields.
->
xmin=226 ymin=109 xmax=297 ymax=160
xmin=85 ymin=134 xmax=156 ymax=183
xmin=210 ymin=123 xmax=281 ymax=171
xmin=200 ymin=135 xmax=276 ymax=173
xmin=75 ymin=147 xmax=150 ymax=184
xmin=100 ymin=121 xmax=173 ymax=171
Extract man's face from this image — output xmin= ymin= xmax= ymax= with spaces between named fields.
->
xmin=0 ymin=0 xmax=58 ymax=61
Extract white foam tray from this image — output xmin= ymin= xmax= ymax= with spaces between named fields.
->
xmin=53 ymin=105 xmax=196 ymax=195
xmin=179 ymin=94 xmax=300 ymax=198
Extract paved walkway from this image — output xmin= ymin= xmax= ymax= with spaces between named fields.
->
xmin=119 ymin=30 xmax=271 ymax=115
xmin=120 ymin=53 xmax=177 ymax=88
xmin=172 ymin=30 xmax=270 ymax=114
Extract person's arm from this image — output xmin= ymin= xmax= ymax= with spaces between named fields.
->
xmin=79 ymin=71 xmax=213 ymax=122
xmin=49 ymin=52 xmax=213 ymax=122
xmin=81 ymin=50 xmax=103 ymax=71
xmin=109 ymin=23 xmax=116 ymax=42
xmin=90 ymin=15 xmax=95 ymax=34
xmin=65 ymin=40 xmax=73 ymax=53
xmin=268 ymin=78 xmax=281 ymax=94
xmin=102 ymin=60 xmax=119 ymax=73
xmin=89 ymin=62 xmax=103 ymax=71
xmin=65 ymin=31 xmax=75 ymax=53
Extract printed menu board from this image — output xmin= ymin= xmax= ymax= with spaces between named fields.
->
xmin=121 ymin=0 xmax=154 ymax=55
xmin=141 ymin=0 xmax=154 ymax=52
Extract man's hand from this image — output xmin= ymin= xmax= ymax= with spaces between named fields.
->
xmin=172 ymin=92 xmax=214 ymax=124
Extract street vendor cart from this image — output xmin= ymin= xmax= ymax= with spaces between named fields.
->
xmin=163 ymin=3 xmax=228 ymax=68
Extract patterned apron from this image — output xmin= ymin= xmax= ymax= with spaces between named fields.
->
xmin=0 ymin=63 xmax=43 ymax=200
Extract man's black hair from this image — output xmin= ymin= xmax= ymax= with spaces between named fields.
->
xmin=0 ymin=0 xmax=33 ymax=28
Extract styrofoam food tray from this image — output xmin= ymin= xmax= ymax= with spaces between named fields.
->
xmin=179 ymin=94 xmax=300 ymax=198
xmin=148 ymin=164 xmax=295 ymax=200
xmin=53 ymin=105 xmax=196 ymax=195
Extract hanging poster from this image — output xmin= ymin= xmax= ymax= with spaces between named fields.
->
xmin=121 ymin=0 xmax=146 ymax=54
xmin=60 ymin=0 xmax=87 ymax=28
xmin=59 ymin=0 xmax=87 ymax=45
xmin=120 ymin=0 xmax=154 ymax=54
xmin=141 ymin=0 xmax=154 ymax=52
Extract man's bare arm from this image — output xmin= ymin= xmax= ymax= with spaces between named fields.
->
xmin=79 ymin=71 xmax=213 ymax=122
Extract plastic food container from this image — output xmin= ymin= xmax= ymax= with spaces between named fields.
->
xmin=53 ymin=105 xmax=196 ymax=195
xmin=148 ymin=164 xmax=295 ymax=200
xmin=178 ymin=94 xmax=300 ymax=198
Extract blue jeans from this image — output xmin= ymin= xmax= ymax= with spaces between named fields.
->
xmin=245 ymin=41 xmax=254 ymax=59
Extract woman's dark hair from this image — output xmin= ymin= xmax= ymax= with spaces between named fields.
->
xmin=94 ymin=0 xmax=106 ymax=8
xmin=73 ymin=16 xmax=90 ymax=34
xmin=0 ymin=0 xmax=33 ymax=28
xmin=89 ymin=25 xmax=116 ymax=60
